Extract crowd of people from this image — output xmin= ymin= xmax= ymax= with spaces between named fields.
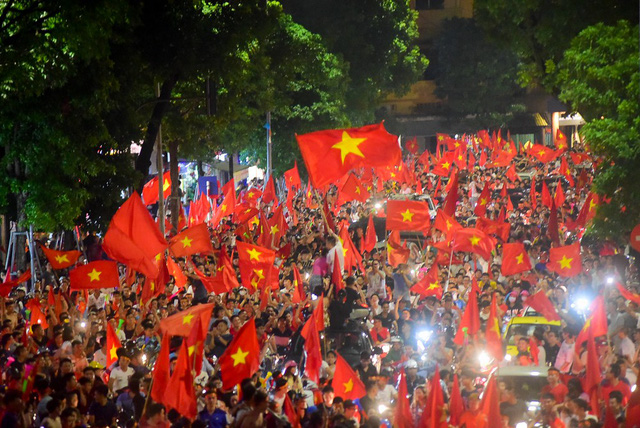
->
xmin=1 ymin=132 xmax=640 ymax=428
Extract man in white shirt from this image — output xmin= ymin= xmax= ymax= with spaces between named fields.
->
xmin=365 ymin=261 xmax=386 ymax=300
xmin=326 ymin=233 xmax=344 ymax=273
xmin=108 ymin=351 xmax=135 ymax=394
xmin=617 ymin=327 xmax=636 ymax=360
xmin=554 ymin=328 xmax=576 ymax=373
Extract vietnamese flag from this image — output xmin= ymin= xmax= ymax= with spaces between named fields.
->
xmin=405 ymin=136 xmax=418 ymax=155
xmin=166 ymin=256 xmax=187 ymax=290
xmin=501 ymin=243 xmax=532 ymax=276
xmin=433 ymin=209 xmax=461 ymax=238
xmin=480 ymin=375 xmax=503 ymax=426
xmin=106 ymin=322 xmax=122 ymax=366
xmin=448 ymin=374 xmax=464 ymax=426
xmin=0 ymin=269 xmax=32 ymax=297
xmin=394 ymin=370 xmax=414 ymax=428
xmin=410 ymin=265 xmax=442 ymax=299
xmin=541 ymin=180 xmax=552 ymax=208
xmin=284 ymin=395 xmax=302 ymax=428
xmin=525 ymin=290 xmax=561 ymax=321
xmin=291 ymin=264 xmax=307 ymax=304
xmin=192 ymin=264 xmax=229 ymax=295
xmin=430 ymin=152 xmax=455 ymax=177
xmin=185 ymin=316 xmax=206 ymax=374
xmin=297 ymin=123 xmax=401 ymax=188
xmin=164 ymin=340 xmax=198 ymax=419
xmin=151 ymin=334 xmax=171 ymax=406
xmin=452 ymin=228 xmax=495 ymax=261
xmin=363 ymin=215 xmax=378 ymax=253
xmin=575 ymin=296 xmax=608 ymax=352
xmin=554 ymin=180 xmax=566 ymax=208
xmin=69 ymin=261 xmax=120 ymax=290
xmin=485 ymin=293 xmax=503 ymax=362
xmin=219 ymin=318 xmax=261 ymax=389
xmin=442 ymin=169 xmax=459 ymax=217
xmin=40 ymin=245 xmax=82 ymax=270
xmin=339 ymin=173 xmax=369 ymax=204
xmin=386 ymin=230 xmax=410 ymax=267
xmin=386 ymin=200 xmax=430 ymax=233
xmin=453 ymin=279 xmax=479 ymax=345
xmin=300 ymin=312 xmax=322 ymax=383
xmin=103 ymin=192 xmax=168 ymax=279
xmin=559 ymin=157 xmax=575 ymax=186
xmin=332 ymin=352 xmax=366 ymax=400
xmin=616 ymin=282 xmax=640 ymax=306
xmin=243 ymin=187 xmax=262 ymax=207
xmin=505 ymin=163 xmax=519 ymax=182
xmin=575 ymin=192 xmax=598 ymax=229
xmin=159 ymin=302 xmax=215 ymax=338
xmin=530 ymin=176 xmax=537 ymax=209
xmin=555 ymin=129 xmax=568 ymax=151
xmin=476 ymin=217 xmax=510 ymax=242
xmin=547 ymin=242 xmax=582 ymax=277
xmin=339 ymin=227 xmax=364 ymax=275
xmin=420 ymin=365 xmax=446 ymax=428
xmin=236 ymin=241 xmax=276 ymax=292
xmin=262 ymin=175 xmax=277 ymax=205
xmin=474 ymin=183 xmax=491 ymax=217
xmin=142 ymin=171 xmax=171 ymax=206
xmin=529 ymin=144 xmax=559 ymax=163
xmin=284 ymin=161 xmax=302 ymax=190
xmin=169 ymin=223 xmax=213 ymax=257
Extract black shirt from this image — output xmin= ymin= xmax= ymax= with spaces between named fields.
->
xmin=89 ymin=400 xmax=118 ymax=426
xmin=544 ymin=343 xmax=560 ymax=366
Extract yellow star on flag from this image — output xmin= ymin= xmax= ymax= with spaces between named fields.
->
xmin=401 ymin=209 xmax=414 ymax=222
xmin=441 ymin=161 xmax=450 ymax=170
xmin=343 ymin=378 xmax=354 ymax=393
xmin=110 ymin=345 xmax=118 ymax=360
xmin=589 ymin=199 xmax=597 ymax=211
xmin=480 ymin=198 xmax=487 ymax=206
xmin=515 ymin=253 xmax=524 ymax=264
xmin=445 ymin=220 xmax=452 ymax=230
xmin=342 ymin=247 xmax=348 ymax=257
xmin=220 ymin=203 xmax=227 ymax=212
xmin=437 ymin=135 xmax=444 ymax=141
xmin=180 ymin=236 xmax=193 ymax=248
xmin=332 ymin=132 xmax=366 ymax=164
xmin=428 ymin=282 xmax=439 ymax=290
xmin=559 ymin=255 xmax=573 ymax=269
xmin=538 ymin=150 xmax=546 ymax=156
xmin=182 ymin=313 xmax=194 ymax=325
xmin=231 ymin=347 xmax=249 ymax=366
xmin=55 ymin=254 xmax=69 ymax=264
xmin=87 ymin=269 xmax=102 ymax=282
xmin=250 ymin=216 xmax=259 ymax=227
xmin=253 ymin=269 xmax=265 ymax=280
xmin=247 ymin=248 xmax=262 ymax=261
xmin=248 ymin=191 xmax=254 ymax=198
xmin=163 ymin=179 xmax=170 ymax=192
xmin=355 ymin=186 xmax=361 ymax=194
xmin=270 ymin=225 xmax=279 ymax=236
xmin=469 ymin=235 xmax=481 ymax=246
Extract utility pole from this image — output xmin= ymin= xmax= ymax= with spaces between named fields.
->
xmin=156 ymin=83 xmax=165 ymax=236
xmin=266 ymin=111 xmax=272 ymax=181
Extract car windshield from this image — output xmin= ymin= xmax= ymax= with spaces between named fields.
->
xmin=505 ymin=324 xmax=560 ymax=346
xmin=498 ymin=375 xmax=548 ymax=403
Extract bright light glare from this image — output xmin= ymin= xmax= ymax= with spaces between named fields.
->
xmin=80 ymin=322 xmax=86 ymax=328
xmin=516 ymin=423 xmax=528 ymax=428
xmin=575 ymin=298 xmax=589 ymax=312
xmin=378 ymin=404 xmax=388 ymax=414
xmin=606 ymin=276 xmax=614 ymax=285
xmin=504 ymin=354 xmax=512 ymax=362
xmin=417 ymin=330 xmax=433 ymax=342
xmin=375 ymin=203 xmax=382 ymax=210
xmin=421 ymin=354 xmax=428 ymax=361
xmin=633 ymin=384 xmax=637 ymax=392
xmin=305 ymin=273 xmax=310 ymax=280
xmin=530 ymin=371 xmax=540 ymax=376
xmin=478 ymin=351 xmax=491 ymax=367
xmin=142 ymin=354 xmax=147 ymax=363
xmin=381 ymin=344 xmax=390 ymax=353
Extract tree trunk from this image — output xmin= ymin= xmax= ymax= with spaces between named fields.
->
xmin=228 ymin=152 xmax=234 ymax=183
xmin=135 ymin=74 xmax=180 ymax=192
xmin=169 ymin=139 xmax=180 ymax=231
xmin=14 ymin=192 xmax=28 ymax=272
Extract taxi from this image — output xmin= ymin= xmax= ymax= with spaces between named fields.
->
xmin=503 ymin=309 xmax=561 ymax=359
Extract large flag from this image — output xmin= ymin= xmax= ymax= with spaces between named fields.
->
xmin=452 ymin=227 xmax=495 ymax=260
xmin=526 ymin=291 xmax=561 ymax=321
xmin=169 ymin=223 xmax=213 ymax=257
xmin=547 ymin=242 xmax=582 ymax=277
xmin=40 ymin=245 xmax=82 ymax=270
xmin=159 ymin=303 xmax=214 ymax=338
xmin=410 ymin=265 xmax=442 ymax=299
xmin=420 ymin=365 xmax=446 ymax=428
xmin=103 ymin=192 xmax=168 ymax=279
xmin=480 ymin=375 xmax=502 ymax=426
xmin=219 ymin=318 xmax=261 ymax=389
xmin=283 ymin=161 xmax=302 ymax=190
xmin=142 ymin=171 xmax=171 ymax=206
xmin=300 ymin=313 xmax=322 ymax=383
xmin=386 ymin=200 xmax=430 ymax=233
xmin=236 ymin=241 xmax=276 ymax=292
xmin=501 ymin=243 xmax=532 ymax=276
xmin=529 ymin=144 xmax=559 ymax=163
xmin=555 ymin=129 xmax=568 ymax=151
xmin=485 ymin=293 xmax=503 ymax=362
xmin=332 ymin=352 xmax=366 ymax=400
xmin=106 ymin=322 xmax=122 ymax=367
xmin=394 ymin=369 xmax=413 ymax=428
xmin=151 ymin=334 xmax=171 ymax=406
xmin=575 ymin=296 xmax=608 ymax=352
xmin=433 ymin=209 xmax=461 ymax=238
xmin=339 ymin=173 xmax=369 ymax=204
xmin=69 ymin=261 xmax=119 ymax=290
xmin=296 ymin=123 xmax=401 ymax=188
xmin=448 ymin=374 xmax=464 ymax=426
xmin=164 ymin=340 xmax=197 ymax=419
xmin=387 ymin=230 xmax=410 ymax=267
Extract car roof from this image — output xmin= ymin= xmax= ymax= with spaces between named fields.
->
xmin=496 ymin=365 xmax=548 ymax=377
xmin=507 ymin=316 xmax=562 ymax=326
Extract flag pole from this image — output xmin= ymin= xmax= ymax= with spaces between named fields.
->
xmin=156 ymin=83 xmax=166 ymax=237
xmin=444 ymin=243 xmax=455 ymax=293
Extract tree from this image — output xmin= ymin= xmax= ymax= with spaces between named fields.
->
xmin=474 ymin=0 xmax=638 ymax=91
xmin=432 ymin=18 xmax=525 ymax=128
xmin=556 ymin=20 xmax=640 ymax=240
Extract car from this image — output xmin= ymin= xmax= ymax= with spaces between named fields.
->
xmin=503 ymin=314 xmax=561 ymax=359
xmin=324 ymin=319 xmax=380 ymax=369
xmin=485 ymin=365 xmax=549 ymax=423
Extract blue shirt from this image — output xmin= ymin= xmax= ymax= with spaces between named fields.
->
xmin=198 ymin=408 xmax=227 ymax=428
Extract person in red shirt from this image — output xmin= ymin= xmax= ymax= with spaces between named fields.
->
xmin=542 ymin=367 xmax=569 ymax=404
xmin=600 ymin=363 xmax=631 ymax=405
xmin=370 ymin=317 xmax=390 ymax=346
xmin=458 ymin=393 xmax=486 ymax=428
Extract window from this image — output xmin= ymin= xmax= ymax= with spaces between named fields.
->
xmin=415 ymin=0 xmax=445 ymax=10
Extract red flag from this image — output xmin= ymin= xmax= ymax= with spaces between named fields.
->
xmin=262 ymin=175 xmax=277 ymax=205
xmin=284 ymin=161 xmax=302 ymax=190
xmin=525 ymin=291 xmax=561 ymax=321
xmin=332 ymin=352 xmax=366 ymax=399
xmin=474 ymin=184 xmax=491 ymax=217
xmin=69 ymin=261 xmax=120 ymax=290
xmin=452 ymin=228 xmax=495 ymax=261
xmin=476 ymin=217 xmax=510 ymax=242
xmin=585 ymin=326 xmax=602 ymax=418
xmin=442 ymin=169 xmax=458 ymax=216
xmin=301 ymin=313 xmax=322 ymax=383
xmin=555 ymin=129 xmax=568 ymax=151
xmin=529 ymin=144 xmax=559 ymax=163
xmin=541 ymin=180 xmax=552 ymax=208
xmin=394 ymin=370 xmax=414 ymax=428
xmin=575 ymin=192 xmax=598 ymax=229
xmin=40 ymin=246 xmax=82 ymax=270
xmin=575 ymin=296 xmax=608 ymax=352
xmin=386 ymin=200 xmax=431 ymax=233
xmin=339 ymin=173 xmax=369 ymax=204
xmin=410 ymin=265 xmax=442 ymax=299
xmin=548 ymin=198 xmax=560 ymax=246
xmin=103 ymin=192 xmax=168 ymax=279
xmin=331 ymin=252 xmax=345 ymax=292
xmin=185 ymin=316 xmax=206 ymax=374
xmin=529 ymin=336 xmax=540 ymax=365
xmin=485 ymin=293 xmax=503 ymax=362
xmin=159 ymin=303 xmax=214 ymax=338
xmin=339 ymin=227 xmax=364 ymax=275
xmin=363 ymin=215 xmax=377 ymax=253
xmin=0 ymin=270 xmax=32 ymax=297
xmin=236 ymin=241 xmax=276 ymax=292
xmin=386 ymin=230 xmax=410 ymax=267
xmin=291 ymin=264 xmax=307 ymax=304
xmin=501 ymin=243 xmax=531 ymax=276
xmin=547 ymin=242 xmax=582 ymax=277
xmin=219 ymin=318 xmax=261 ymax=388
xmin=505 ymin=163 xmax=519 ymax=182
xmin=433 ymin=209 xmax=461 ymax=238
xmin=530 ymin=176 xmax=537 ymax=209
xmin=296 ymin=123 xmax=402 ymax=188
xmin=453 ymin=280 xmax=479 ymax=345
xmin=284 ymin=395 xmax=302 ymax=428
xmin=405 ymin=137 xmax=418 ymax=155
xmin=166 ymin=256 xmax=187 ymax=290
xmin=559 ymin=157 xmax=575 ymax=186
xmin=164 ymin=340 xmax=197 ymax=419
xmin=480 ymin=375 xmax=502 ymax=426
xmin=142 ymin=171 xmax=172 ymax=205
xmin=150 ymin=333 xmax=171 ymax=405
xmin=106 ymin=322 xmax=122 ymax=367
xmin=616 ymin=282 xmax=640 ymax=306
xmin=448 ymin=374 xmax=464 ymax=426
xmin=421 ymin=365 xmax=446 ymax=428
